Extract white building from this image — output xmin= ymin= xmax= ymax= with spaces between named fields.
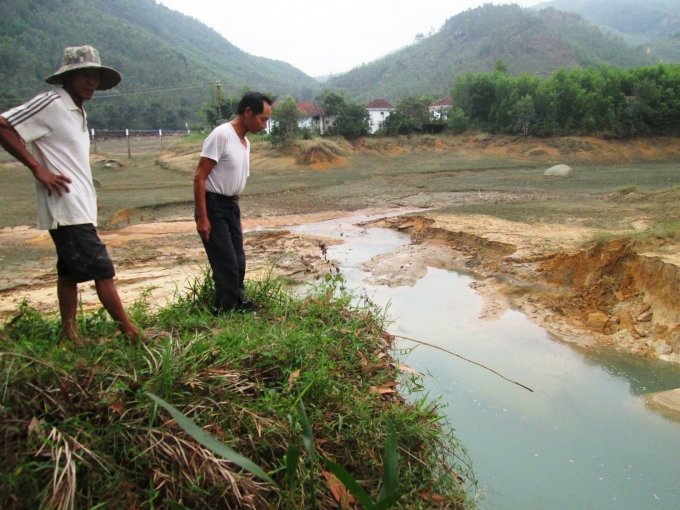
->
xmin=366 ymin=99 xmax=394 ymax=134
xmin=266 ymin=102 xmax=333 ymax=134
xmin=295 ymin=102 xmax=332 ymax=134
xmin=428 ymin=97 xmax=452 ymax=120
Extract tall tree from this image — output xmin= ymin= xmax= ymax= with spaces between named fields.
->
xmin=270 ymin=96 xmax=300 ymax=145
xmin=318 ymin=91 xmax=369 ymax=139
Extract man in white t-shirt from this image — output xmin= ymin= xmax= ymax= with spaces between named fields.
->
xmin=194 ymin=92 xmax=272 ymax=314
xmin=0 ymin=46 xmax=145 ymax=344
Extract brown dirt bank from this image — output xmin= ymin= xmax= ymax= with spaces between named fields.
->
xmin=366 ymin=214 xmax=680 ymax=363
xmin=0 ymin=214 xmax=343 ymax=319
xmin=158 ymin=134 xmax=680 ymax=175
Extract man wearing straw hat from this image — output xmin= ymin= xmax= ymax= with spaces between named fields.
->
xmin=0 ymin=46 xmax=147 ymax=344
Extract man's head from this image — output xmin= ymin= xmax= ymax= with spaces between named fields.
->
xmin=45 ymin=46 xmax=122 ymax=91
xmin=62 ymin=69 xmax=101 ymax=104
xmin=237 ymin=92 xmax=273 ymax=134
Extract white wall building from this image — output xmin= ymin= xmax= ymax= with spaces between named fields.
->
xmin=428 ymin=97 xmax=452 ymax=120
xmin=266 ymin=102 xmax=333 ymax=134
xmin=366 ymin=99 xmax=395 ymax=134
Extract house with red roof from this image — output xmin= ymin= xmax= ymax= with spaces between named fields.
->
xmin=266 ymin=101 xmax=334 ymax=134
xmin=428 ymin=97 xmax=452 ymax=120
xmin=295 ymin=102 xmax=334 ymax=134
xmin=366 ymin=99 xmax=394 ymax=134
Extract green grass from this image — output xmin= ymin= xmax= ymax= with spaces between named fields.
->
xmin=0 ymin=271 xmax=476 ymax=509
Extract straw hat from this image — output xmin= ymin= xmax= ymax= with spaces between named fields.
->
xmin=45 ymin=46 xmax=122 ymax=90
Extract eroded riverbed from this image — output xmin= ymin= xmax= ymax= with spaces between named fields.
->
xmin=295 ymin=214 xmax=680 ymax=510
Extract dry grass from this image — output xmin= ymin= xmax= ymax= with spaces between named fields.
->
xmin=0 ymin=273 xmax=476 ymax=509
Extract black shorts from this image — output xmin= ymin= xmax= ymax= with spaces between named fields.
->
xmin=48 ymin=224 xmax=115 ymax=283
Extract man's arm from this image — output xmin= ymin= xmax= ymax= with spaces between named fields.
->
xmin=194 ymin=156 xmax=217 ymax=242
xmin=0 ymin=117 xmax=71 ymax=196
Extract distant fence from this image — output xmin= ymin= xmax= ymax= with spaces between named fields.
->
xmin=92 ymin=129 xmax=191 ymax=141
xmin=90 ymin=129 xmax=193 ymax=156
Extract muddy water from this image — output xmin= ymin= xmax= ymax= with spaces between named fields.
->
xmin=294 ymin=215 xmax=680 ymax=510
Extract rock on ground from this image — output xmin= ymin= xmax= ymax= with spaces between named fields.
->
xmin=544 ymin=164 xmax=573 ymax=177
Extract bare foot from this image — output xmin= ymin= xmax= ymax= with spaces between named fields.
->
xmin=122 ymin=327 xmax=168 ymax=346
xmin=60 ymin=334 xmax=86 ymax=348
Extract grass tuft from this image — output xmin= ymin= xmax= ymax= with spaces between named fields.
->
xmin=0 ymin=271 xmax=476 ymax=509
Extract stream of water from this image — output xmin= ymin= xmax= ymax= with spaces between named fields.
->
xmin=293 ymin=214 xmax=680 ymax=510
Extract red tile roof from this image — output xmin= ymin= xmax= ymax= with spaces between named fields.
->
xmin=366 ymin=99 xmax=394 ymax=109
xmin=429 ymin=97 xmax=452 ymax=108
xmin=296 ymin=102 xmax=325 ymax=116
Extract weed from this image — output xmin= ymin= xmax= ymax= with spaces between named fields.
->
xmin=0 ymin=271 xmax=476 ymax=509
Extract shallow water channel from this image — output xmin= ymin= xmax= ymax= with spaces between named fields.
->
xmin=293 ymin=214 xmax=680 ymax=510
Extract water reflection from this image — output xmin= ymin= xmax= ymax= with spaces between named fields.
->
xmin=293 ymin=219 xmax=680 ymax=510
xmin=576 ymin=345 xmax=680 ymax=396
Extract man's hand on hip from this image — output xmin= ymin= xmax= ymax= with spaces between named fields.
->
xmin=34 ymin=165 xmax=71 ymax=197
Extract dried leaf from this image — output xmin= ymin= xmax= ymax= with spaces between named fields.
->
xmin=384 ymin=381 xmax=399 ymax=388
xmin=391 ymin=362 xmax=420 ymax=375
xmin=288 ymin=369 xmax=301 ymax=390
xmin=109 ymin=402 xmax=125 ymax=416
xmin=370 ymin=386 xmax=397 ymax=395
xmin=361 ymin=362 xmax=386 ymax=372
xmin=207 ymin=369 xmax=236 ymax=375
xmin=322 ymin=470 xmax=356 ymax=508
xmin=28 ymin=417 xmax=40 ymax=435
xmin=58 ymin=380 xmax=73 ymax=405
xmin=451 ymin=469 xmax=465 ymax=484
xmin=377 ymin=352 xmax=387 ymax=359
xmin=420 ymin=491 xmax=449 ymax=504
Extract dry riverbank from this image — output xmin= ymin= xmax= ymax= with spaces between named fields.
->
xmin=2 ymin=134 xmax=680 ymax=364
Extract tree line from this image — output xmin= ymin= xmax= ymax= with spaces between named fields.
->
xmin=168 ymin=60 xmax=680 ymax=141
xmin=449 ymin=61 xmax=680 ymax=137
xmin=347 ymin=61 xmax=680 ymax=138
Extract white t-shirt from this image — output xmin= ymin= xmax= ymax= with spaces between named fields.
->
xmin=201 ymin=122 xmax=250 ymax=197
xmin=2 ymin=87 xmax=97 ymax=230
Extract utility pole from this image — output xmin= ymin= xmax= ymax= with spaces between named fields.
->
xmin=216 ymin=80 xmax=222 ymax=122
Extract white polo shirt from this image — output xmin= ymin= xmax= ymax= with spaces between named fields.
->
xmin=2 ymin=87 xmax=97 ymax=230
xmin=201 ymin=122 xmax=250 ymax=197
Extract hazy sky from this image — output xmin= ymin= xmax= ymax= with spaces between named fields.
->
xmin=158 ymin=0 xmax=541 ymax=77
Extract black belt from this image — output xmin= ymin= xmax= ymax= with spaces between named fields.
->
xmin=206 ymin=191 xmax=239 ymax=203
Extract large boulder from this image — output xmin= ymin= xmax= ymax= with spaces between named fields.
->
xmin=544 ymin=164 xmax=573 ymax=177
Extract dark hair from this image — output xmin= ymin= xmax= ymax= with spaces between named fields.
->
xmin=237 ymin=91 xmax=273 ymax=115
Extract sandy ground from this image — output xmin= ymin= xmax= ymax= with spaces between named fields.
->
xmin=0 ymin=211 xmax=362 ymax=318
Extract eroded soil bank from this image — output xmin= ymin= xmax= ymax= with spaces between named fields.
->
xmin=366 ymin=214 xmax=680 ymax=364
xmin=4 ymin=207 xmax=679 ymax=368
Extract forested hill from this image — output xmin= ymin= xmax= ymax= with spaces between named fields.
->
xmin=327 ymin=3 xmax=655 ymax=103
xmin=534 ymin=0 xmax=680 ymax=62
xmin=0 ymin=0 xmax=319 ymax=129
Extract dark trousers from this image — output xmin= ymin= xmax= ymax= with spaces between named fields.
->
xmin=200 ymin=193 xmax=246 ymax=312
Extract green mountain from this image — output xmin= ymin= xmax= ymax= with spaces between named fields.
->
xmin=326 ymin=3 xmax=655 ymax=103
xmin=534 ymin=0 xmax=680 ymax=39
xmin=534 ymin=0 xmax=680 ymax=63
xmin=0 ymin=0 xmax=319 ymax=129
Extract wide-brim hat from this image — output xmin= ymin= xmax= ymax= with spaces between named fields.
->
xmin=45 ymin=45 xmax=122 ymax=91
